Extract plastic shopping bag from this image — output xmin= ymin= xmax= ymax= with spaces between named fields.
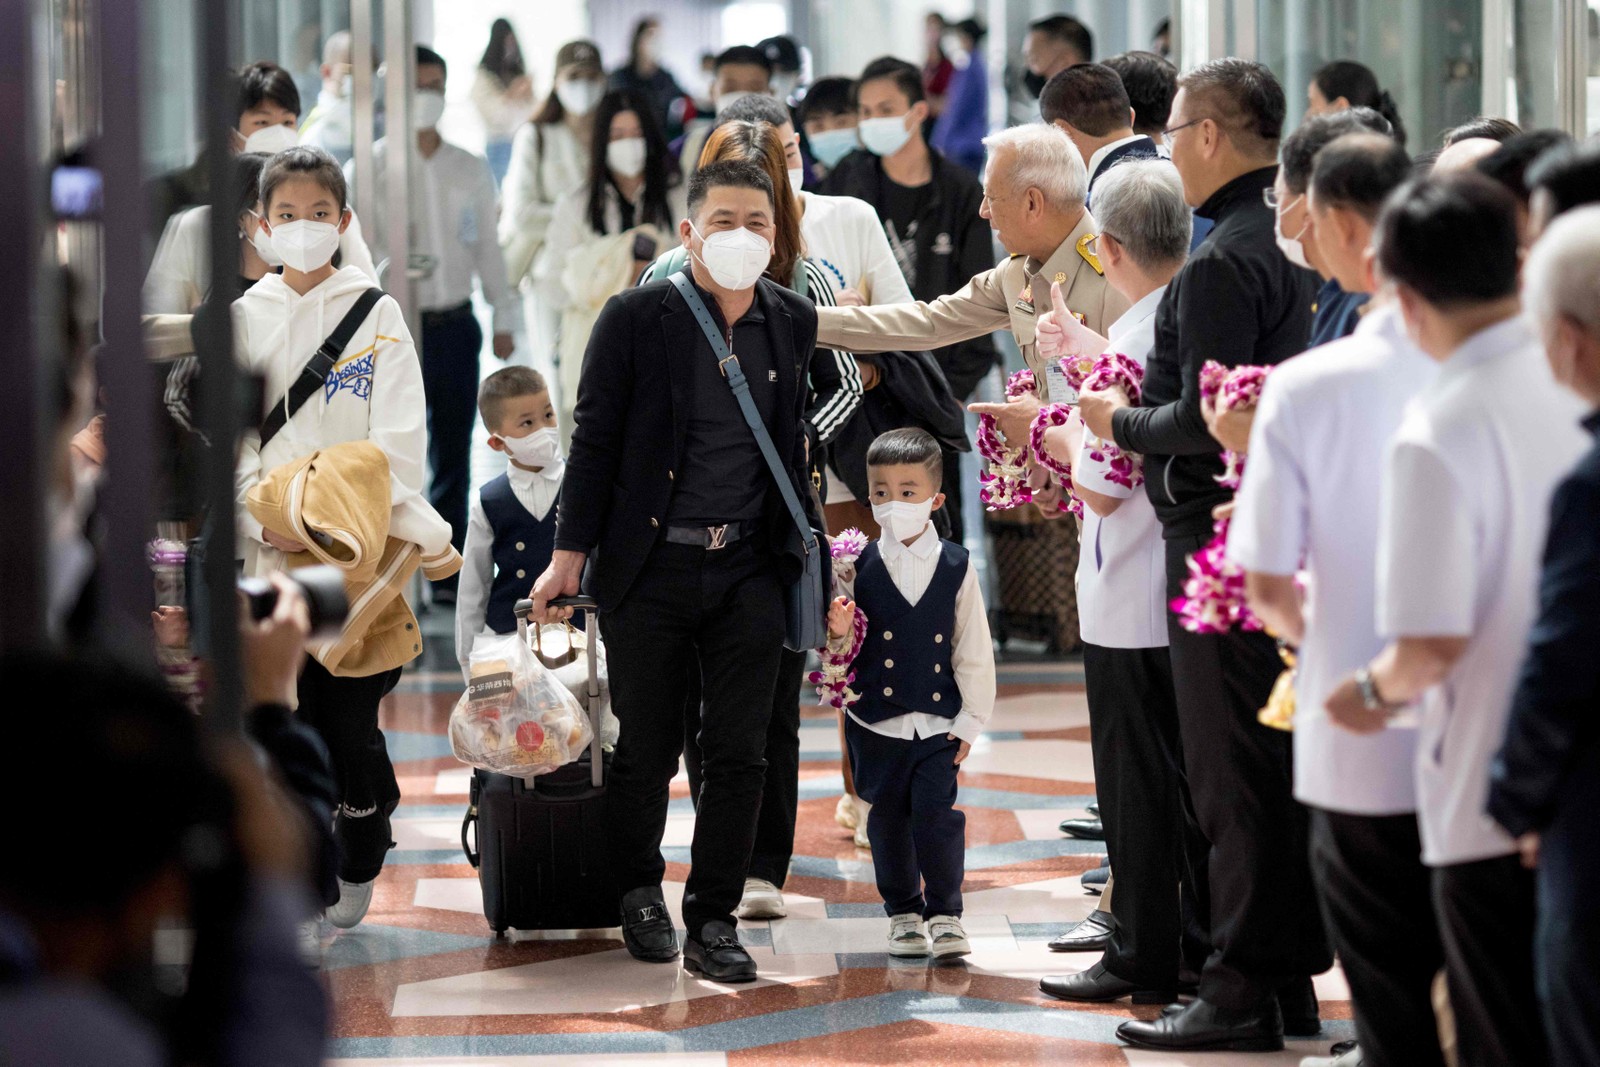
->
xmin=449 ymin=624 xmax=594 ymax=779
xmin=532 ymin=622 xmax=620 ymax=748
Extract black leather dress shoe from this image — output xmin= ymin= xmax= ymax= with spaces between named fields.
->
xmin=682 ymin=921 xmax=757 ymax=983
xmin=1086 ymin=801 xmax=1100 ymax=819
xmin=619 ymin=886 xmax=679 ymax=962
xmin=1116 ymin=997 xmax=1285 ymax=1053
xmin=1081 ymin=863 xmax=1109 ymax=895
xmin=1278 ymin=975 xmax=1322 ymax=1037
xmin=1047 ymin=909 xmax=1114 ymax=952
xmin=1041 ymin=961 xmax=1177 ymax=1005
xmin=1059 ymin=817 xmax=1105 ymax=840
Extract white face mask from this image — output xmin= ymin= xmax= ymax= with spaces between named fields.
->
xmin=412 ymin=89 xmax=446 ymax=130
xmin=1274 ymin=196 xmax=1312 ymax=271
xmin=496 ymin=425 xmax=562 ymax=468
xmin=688 ymin=221 xmax=772 ymax=290
xmin=871 ymin=498 xmax=934 ymax=543
xmin=268 ymin=218 xmax=342 ymax=273
xmin=338 ymin=73 xmax=353 ymax=99
xmin=243 ymin=124 xmax=300 ymax=156
xmin=607 ymin=137 xmax=648 ymax=178
xmin=772 ymin=72 xmax=801 ymax=99
xmin=246 ymin=211 xmax=283 ymax=266
xmin=556 ymin=77 xmax=603 ymax=116
xmin=859 ymin=114 xmax=914 ymax=157
xmin=715 ymin=90 xmax=760 ymax=116
xmin=787 ymin=166 xmax=805 ymax=195
xmin=807 ymin=126 xmax=859 ymax=168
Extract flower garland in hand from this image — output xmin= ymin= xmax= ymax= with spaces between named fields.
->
xmin=975 ymin=369 xmax=1036 ymax=510
xmin=809 ymin=529 xmax=870 ymax=709
xmin=1078 ymin=353 xmax=1147 ymax=491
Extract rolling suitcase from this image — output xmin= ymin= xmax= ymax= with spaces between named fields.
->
xmin=460 ymin=595 xmax=620 ymax=935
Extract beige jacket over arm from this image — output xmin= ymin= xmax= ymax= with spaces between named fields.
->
xmin=814 ymin=210 xmax=1128 ymax=382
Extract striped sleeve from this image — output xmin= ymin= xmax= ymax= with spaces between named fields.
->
xmin=801 ymin=258 xmax=863 ymax=448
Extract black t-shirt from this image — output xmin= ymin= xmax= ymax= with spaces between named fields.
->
xmin=881 ymin=178 xmax=930 ymax=291
xmin=666 ymin=281 xmax=778 ymax=526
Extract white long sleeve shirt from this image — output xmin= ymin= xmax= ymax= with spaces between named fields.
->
xmin=455 ymin=459 xmax=565 ymax=679
xmin=797 ymin=191 xmax=915 ymax=307
xmin=837 ymin=524 xmax=995 ymax=744
xmin=499 ymin=120 xmax=589 ymax=286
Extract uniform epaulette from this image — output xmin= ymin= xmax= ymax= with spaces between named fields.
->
xmin=1076 ymin=233 xmax=1104 ymax=275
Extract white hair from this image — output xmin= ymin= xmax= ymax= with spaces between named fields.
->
xmin=1524 ymin=205 xmax=1600 ymax=336
xmin=982 ymin=123 xmax=1088 ymax=210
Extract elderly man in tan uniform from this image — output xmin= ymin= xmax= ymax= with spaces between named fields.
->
xmin=814 ymin=122 xmax=1127 ymax=406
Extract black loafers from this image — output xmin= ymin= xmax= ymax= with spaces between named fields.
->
xmin=1117 ymin=997 xmax=1285 ymax=1053
xmin=1081 ymin=862 xmax=1110 ymax=895
xmin=619 ymin=886 xmax=679 ymax=963
xmin=683 ymin=920 xmax=757 ymax=983
xmin=1047 ymin=909 xmax=1114 ymax=952
xmin=1059 ymin=817 xmax=1106 ymax=840
xmin=1040 ymin=961 xmax=1177 ymax=1005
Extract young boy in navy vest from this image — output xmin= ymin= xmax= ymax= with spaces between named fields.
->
xmin=827 ymin=428 xmax=995 ymax=957
xmin=455 ymin=367 xmax=570 ymax=680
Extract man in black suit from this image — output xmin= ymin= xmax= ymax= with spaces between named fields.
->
xmin=530 ymin=160 xmax=819 ymax=984
xmin=1041 ymin=62 xmax=1162 ymax=205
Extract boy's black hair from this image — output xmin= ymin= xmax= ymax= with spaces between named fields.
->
xmin=686 ymin=159 xmax=775 ymax=220
xmin=416 ymin=44 xmax=447 ymax=77
xmin=798 ymin=76 xmax=855 ymax=125
xmin=716 ymin=45 xmax=773 ymax=76
xmin=855 ymin=57 xmax=924 ymax=107
xmin=236 ymin=60 xmax=302 ymax=122
xmin=260 ymin=145 xmax=349 ymax=212
xmin=478 ymin=365 xmax=549 ymax=428
xmin=866 ymin=427 xmax=943 ymax=483
xmin=1376 ymin=172 xmax=1521 ymax=308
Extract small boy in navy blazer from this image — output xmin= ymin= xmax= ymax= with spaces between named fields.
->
xmin=828 ymin=428 xmax=996 ymax=957
xmin=455 ymin=367 xmax=573 ymax=681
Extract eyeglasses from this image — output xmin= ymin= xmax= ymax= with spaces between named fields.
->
xmin=1160 ymin=117 xmax=1206 ymax=140
xmin=1262 ymin=187 xmax=1303 ymax=212
xmin=1084 ymin=232 xmax=1119 ymax=258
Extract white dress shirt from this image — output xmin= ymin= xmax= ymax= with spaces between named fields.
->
xmin=1227 ymin=304 xmax=1436 ymax=815
xmin=1376 ymin=314 xmax=1588 ymax=865
xmin=352 ymin=138 xmax=522 ymax=336
xmin=455 ymin=459 xmax=565 ymax=679
xmin=1087 ymin=134 xmax=1151 ymax=185
xmin=838 ymin=523 xmax=995 ymax=744
xmin=1073 ymin=285 xmax=1169 ymax=650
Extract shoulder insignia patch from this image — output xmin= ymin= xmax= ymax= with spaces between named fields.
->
xmin=1077 ymin=233 xmax=1104 ymax=275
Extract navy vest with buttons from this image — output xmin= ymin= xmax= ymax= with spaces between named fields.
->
xmin=481 ymin=474 xmax=571 ymax=635
xmin=851 ymin=539 xmax=967 ymax=723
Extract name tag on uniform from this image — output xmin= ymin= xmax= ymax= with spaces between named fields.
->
xmin=1043 ymin=360 xmax=1078 ymax=404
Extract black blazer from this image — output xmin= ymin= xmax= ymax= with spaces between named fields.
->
xmin=1087 ymin=135 xmax=1161 ymax=204
xmin=554 ymin=275 xmax=820 ymax=612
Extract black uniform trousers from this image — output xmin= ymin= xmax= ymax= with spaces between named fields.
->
xmin=1163 ymin=532 xmax=1331 ymax=1009
xmin=599 ymin=538 xmax=786 ymax=936
xmin=1309 ymin=808 xmax=1445 ymax=1067
xmin=1535 ymin=757 xmax=1600 ymax=1067
xmin=420 ymin=303 xmax=482 ymax=590
xmin=294 ymin=656 xmax=403 ymax=885
xmin=1085 ymin=642 xmax=1208 ymax=986
xmin=683 ymin=646 xmax=804 ymax=889
xmin=1433 ymin=854 xmax=1547 ymax=1067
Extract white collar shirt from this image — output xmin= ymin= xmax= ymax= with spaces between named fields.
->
xmin=1376 ymin=314 xmax=1588 ymax=864
xmin=1088 ymin=133 xmax=1150 ymax=185
xmin=1227 ymin=304 xmax=1436 ymax=814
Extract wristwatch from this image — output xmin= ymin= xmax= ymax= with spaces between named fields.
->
xmin=1354 ymin=666 xmax=1402 ymax=714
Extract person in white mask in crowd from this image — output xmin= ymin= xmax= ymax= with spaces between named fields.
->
xmin=501 ymin=39 xmax=607 ymax=379
xmin=671 ymin=45 xmax=774 ymax=173
xmin=529 ymin=159 xmax=824 ymax=986
xmin=535 ymin=87 xmax=685 ymax=439
xmin=348 ymin=45 xmax=522 ymax=604
xmin=233 ymin=145 xmax=432 ymax=933
xmin=299 ymin=30 xmax=356 ymax=164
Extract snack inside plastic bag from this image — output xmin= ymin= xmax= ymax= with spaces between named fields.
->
xmin=532 ymin=622 xmax=620 ymax=748
xmin=449 ymin=627 xmax=594 ymax=779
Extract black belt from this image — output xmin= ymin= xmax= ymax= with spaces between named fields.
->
xmin=663 ymin=522 xmax=750 ymax=549
xmin=420 ymin=301 xmax=474 ymax=326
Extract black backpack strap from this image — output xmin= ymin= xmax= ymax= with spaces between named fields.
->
xmin=258 ymin=287 xmax=385 ymax=450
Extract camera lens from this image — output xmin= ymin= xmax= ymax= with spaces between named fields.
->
xmin=237 ymin=565 xmax=349 ymax=640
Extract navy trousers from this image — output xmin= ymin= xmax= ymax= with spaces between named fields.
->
xmin=420 ymin=303 xmax=482 ymax=590
xmin=845 ymin=716 xmax=966 ymax=918
xmin=1536 ymin=759 xmax=1600 ymax=1067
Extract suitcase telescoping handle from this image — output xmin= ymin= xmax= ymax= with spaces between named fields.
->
xmin=516 ymin=595 xmax=603 ymax=788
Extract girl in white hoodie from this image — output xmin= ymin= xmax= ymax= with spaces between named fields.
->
xmin=233 ymin=145 xmax=429 ymax=931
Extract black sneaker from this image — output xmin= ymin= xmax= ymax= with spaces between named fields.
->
xmin=619 ymin=886 xmax=679 ymax=962
xmin=683 ymin=920 xmax=757 ymax=983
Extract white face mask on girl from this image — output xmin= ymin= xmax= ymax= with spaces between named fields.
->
xmin=688 ymin=221 xmax=772 ymax=290
xmin=607 ymin=137 xmax=648 ymax=178
xmin=246 ymin=212 xmax=284 ymax=266
xmin=555 ymin=77 xmax=603 ymax=116
xmin=871 ymin=498 xmax=934 ymax=542
xmin=268 ymin=218 xmax=342 ymax=273
xmin=496 ymin=426 xmax=562 ymax=468
xmin=243 ymin=123 xmax=300 ymax=156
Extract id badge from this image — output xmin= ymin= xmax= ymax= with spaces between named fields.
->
xmin=1043 ymin=360 xmax=1078 ymax=405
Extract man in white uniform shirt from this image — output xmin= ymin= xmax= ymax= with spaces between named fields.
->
xmin=1033 ymin=161 xmax=1204 ymax=1005
xmin=352 ymin=46 xmax=523 ymax=602
xmin=1324 ymin=173 xmax=1588 ymax=1067
xmin=1229 ymin=134 xmax=1443 ymax=1067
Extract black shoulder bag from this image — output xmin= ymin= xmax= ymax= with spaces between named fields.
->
xmin=257 ymin=287 xmax=385 ymax=450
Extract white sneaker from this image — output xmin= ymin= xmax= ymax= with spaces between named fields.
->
xmin=834 ymin=794 xmax=860 ymax=830
xmin=853 ymin=799 xmax=872 ymax=849
xmin=1300 ymin=1047 xmax=1362 ymax=1067
xmin=888 ymin=913 xmax=930 ymax=957
xmin=926 ymin=914 xmax=971 ymax=958
xmin=326 ymin=877 xmax=376 ymax=929
xmin=734 ymin=877 xmax=787 ymax=920
xmin=296 ymin=917 xmax=326 ymax=967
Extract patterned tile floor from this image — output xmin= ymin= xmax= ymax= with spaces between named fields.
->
xmin=327 ymin=623 xmax=1352 ymax=1065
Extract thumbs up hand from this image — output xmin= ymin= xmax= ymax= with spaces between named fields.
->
xmin=1036 ymin=281 xmax=1110 ymax=363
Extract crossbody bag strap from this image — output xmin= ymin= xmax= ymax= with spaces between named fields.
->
xmin=258 ymin=287 xmax=385 ymax=450
xmin=667 ymin=271 xmax=817 ymax=555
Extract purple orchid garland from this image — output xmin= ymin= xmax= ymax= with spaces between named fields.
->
xmin=809 ymin=529 xmax=871 ymax=709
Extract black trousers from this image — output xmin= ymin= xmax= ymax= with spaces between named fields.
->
xmin=599 ymin=539 xmax=785 ymax=936
xmin=1535 ymin=757 xmax=1600 ymax=1067
xmin=1163 ymin=532 xmax=1331 ymax=1009
xmin=845 ymin=717 xmax=966 ymax=919
xmin=1433 ymin=854 xmax=1547 ymax=1067
xmin=1084 ymin=642 xmax=1204 ymax=985
xmin=1310 ymin=808 xmax=1445 ymax=1067
xmin=420 ymin=304 xmax=482 ymax=588
xmin=683 ymin=646 xmax=803 ymax=888
xmin=294 ymin=656 xmax=403 ymax=884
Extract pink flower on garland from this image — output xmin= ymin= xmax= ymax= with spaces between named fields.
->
xmin=976 ymin=369 xmax=1036 ymax=510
